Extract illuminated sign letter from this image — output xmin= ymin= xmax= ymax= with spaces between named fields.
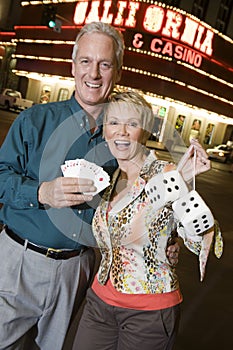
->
xmin=174 ymin=45 xmax=184 ymax=60
xmin=181 ymin=17 xmax=199 ymax=46
xmin=101 ymin=1 xmax=113 ymax=23
xmin=162 ymin=41 xmax=173 ymax=56
xmin=150 ymin=38 xmax=163 ymax=53
xmin=133 ymin=33 xmax=144 ymax=49
xmin=114 ymin=1 xmax=127 ymax=26
xmin=193 ymin=25 xmax=205 ymax=51
xmin=73 ymin=1 xmax=89 ymax=25
xmin=143 ymin=6 xmax=164 ymax=33
xmin=200 ymin=29 xmax=214 ymax=56
xmin=194 ymin=26 xmax=213 ymax=56
xmin=194 ymin=55 xmax=202 ymax=67
xmin=125 ymin=2 xmax=140 ymax=27
xmin=85 ymin=1 xmax=100 ymax=23
xmin=162 ymin=10 xmax=182 ymax=39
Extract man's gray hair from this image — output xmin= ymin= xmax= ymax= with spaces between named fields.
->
xmin=72 ymin=21 xmax=125 ymax=70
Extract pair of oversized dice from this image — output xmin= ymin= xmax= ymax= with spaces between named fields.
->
xmin=145 ymin=170 xmax=214 ymax=236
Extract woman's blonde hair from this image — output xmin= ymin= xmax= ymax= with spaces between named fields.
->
xmin=104 ymin=90 xmax=155 ymax=142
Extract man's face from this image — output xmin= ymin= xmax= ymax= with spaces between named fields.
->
xmin=72 ymin=32 xmax=121 ymax=115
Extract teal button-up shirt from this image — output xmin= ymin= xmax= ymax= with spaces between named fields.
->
xmin=0 ymin=96 xmax=116 ymax=249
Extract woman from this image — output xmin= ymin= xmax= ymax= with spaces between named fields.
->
xmin=73 ymin=91 xmax=222 ymax=350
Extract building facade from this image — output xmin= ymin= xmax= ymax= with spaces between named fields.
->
xmin=0 ymin=0 xmax=233 ymax=150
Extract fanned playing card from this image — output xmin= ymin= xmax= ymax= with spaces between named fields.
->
xmin=61 ymin=159 xmax=110 ymax=195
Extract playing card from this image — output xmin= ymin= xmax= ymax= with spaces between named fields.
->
xmin=61 ymin=159 xmax=80 ymax=177
xmin=61 ymin=159 xmax=110 ymax=195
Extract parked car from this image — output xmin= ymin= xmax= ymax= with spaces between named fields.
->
xmin=0 ymin=88 xmax=34 ymax=111
xmin=206 ymin=144 xmax=232 ymax=163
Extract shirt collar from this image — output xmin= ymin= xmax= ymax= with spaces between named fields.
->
xmin=69 ymin=95 xmax=104 ymax=134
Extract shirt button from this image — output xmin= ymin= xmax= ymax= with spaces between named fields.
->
xmin=72 ymin=233 xmax=77 ymax=238
xmin=78 ymin=210 xmax=82 ymax=214
xmin=29 ymin=203 xmax=34 ymax=207
xmin=80 ymin=123 xmax=83 ymax=127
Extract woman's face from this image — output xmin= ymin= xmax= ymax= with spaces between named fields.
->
xmin=104 ymin=102 xmax=147 ymax=162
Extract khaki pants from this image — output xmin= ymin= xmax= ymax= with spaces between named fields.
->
xmin=0 ymin=229 xmax=95 ymax=350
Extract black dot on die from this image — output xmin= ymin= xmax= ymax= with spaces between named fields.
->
xmin=182 ymin=202 xmax=186 ymax=206
xmin=170 ymin=177 xmax=175 ymax=182
xmin=163 ymin=179 xmax=168 ymax=184
xmin=186 ymin=208 xmax=190 ymax=213
xmin=190 ymin=197 xmax=195 ymax=201
xmin=167 ymin=188 xmax=172 ymax=192
xmin=175 ymin=185 xmax=179 ymax=190
xmin=194 ymin=203 xmax=199 ymax=208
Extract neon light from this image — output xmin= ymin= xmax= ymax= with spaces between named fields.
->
xmin=73 ymin=1 xmax=214 ymax=57
xmin=132 ymin=33 xmax=144 ymax=49
xmin=73 ymin=2 xmax=88 ymax=25
xmin=123 ymin=65 xmax=233 ymax=108
xmin=181 ymin=17 xmax=198 ymax=46
xmin=0 ymin=32 xmax=16 ymax=36
xmin=143 ymin=6 xmax=164 ymax=33
xmin=200 ymin=30 xmax=214 ymax=55
xmin=114 ymin=1 xmax=127 ymax=26
xmin=149 ymin=38 xmax=202 ymax=67
xmin=143 ymin=7 xmax=213 ymax=56
xmin=161 ymin=9 xmax=183 ymax=40
xmin=125 ymin=1 xmax=140 ymax=27
xmin=101 ymin=1 xmax=114 ymax=24
xmin=14 ymin=25 xmax=78 ymax=29
xmin=85 ymin=1 xmax=101 ymax=23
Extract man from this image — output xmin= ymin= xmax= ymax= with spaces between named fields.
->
xmin=0 ymin=22 xmax=209 ymax=350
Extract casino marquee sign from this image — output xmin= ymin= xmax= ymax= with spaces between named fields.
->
xmin=73 ymin=0 xmax=214 ymax=69
xmin=15 ymin=0 xmax=232 ymax=116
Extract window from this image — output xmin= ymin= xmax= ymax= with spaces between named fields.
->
xmin=40 ymin=85 xmax=51 ymax=104
xmin=215 ymin=0 xmax=233 ymax=34
xmin=174 ymin=115 xmax=186 ymax=135
xmin=57 ymin=88 xmax=69 ymax=101
xmin=189 ymin=119 xmax=201 ymax=142
xmin=191 ymin=0 xmax=209 ymax=20
xmin=204 ymin=123 xmax=215 ymax=145
xmin=149 ymin=106 xmax=167 ymax=141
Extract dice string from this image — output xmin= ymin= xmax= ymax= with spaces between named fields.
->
xmin=193 ymin=149 xmax=197 ymax=191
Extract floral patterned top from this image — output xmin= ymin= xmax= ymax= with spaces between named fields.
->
xmin=92 ymin=151 xmax=222 ymax=294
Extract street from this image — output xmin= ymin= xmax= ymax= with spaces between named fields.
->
xmin=0 ymin=109 xmax=232 ymax=350
xmin=154 ymin=151 xmax=233 ymax=350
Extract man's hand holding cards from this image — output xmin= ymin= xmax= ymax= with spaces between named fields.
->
xmin=61 ymin=159 xmax=110 ymax=196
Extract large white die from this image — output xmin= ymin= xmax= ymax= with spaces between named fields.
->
xmin=172 ymin=190 xmax=214 ymax=235
xmin=145 ymin=170 xmax=189 ymax=211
